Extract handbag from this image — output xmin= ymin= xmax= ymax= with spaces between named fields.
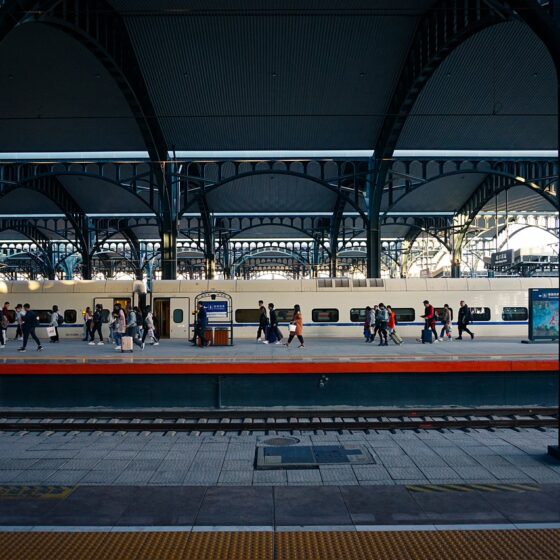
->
xmin=289 ymin=324 xmax=297 ymax=333
xmin=46 ymin=326 xmax=57 ymax=337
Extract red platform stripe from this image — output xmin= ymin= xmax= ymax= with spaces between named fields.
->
xmin=0 ymin=360 xmax=557 ymax=375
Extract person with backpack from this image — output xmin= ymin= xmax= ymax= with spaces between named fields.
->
xmin=263 ymin=303 xmax=283 ymax=344
xmin=377 ymin=303 xmax=389 ymax=346
xmin=439 ymin=304 xmax=453 ymax=341
xmin=192 ymin=301 xmax=208 ymax=347
xmin=18 ymin=303 xmax=43 ymax=352
xmin=89 ymin=304 xmax=104 ymax=345
xmin=125 ymin=305 xmax=144 ymax=350
xmin=456 ymin=300 xmax=475 ymax=340
xmin=49 ymin=305 xmax=62 ymax=343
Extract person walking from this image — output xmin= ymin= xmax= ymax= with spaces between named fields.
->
xmin=363 ymin=306 xmax=374 ymax=342
xmin=192 ymin=302 xmax=208 ymax=347
xmin=387 ymin=305 xmax=396 ymax=336
xmin=257 ymin=300 xmax=268 ymax=343
xmin=14 ymin=304 xmax=23 ymax=341
xmin=89 ymin=304 xmax=104 ymax=345
xmin=369 ymin=305 xmax=380 ymax=343
xmin=285 ymin=304 xmax=304 ymax=348
xmin=142 ymin=305 xmax=159 ymax=346
xmin=456 ymin=300 xmax=475 ymax=340
xmin=439 ymin=304 xmax=453 ymax=341
xmin=263 ymin=303 xmax=283 ymax=344
xmin=18 ymin=303 xmax=43 ymax=352
xmin=421 ymin=300 xmax=439 ymax=342
xmin=126 ymin=305 xmax=143 ymax=349
xmin=49 ymin=305 xmax=61 ymax=343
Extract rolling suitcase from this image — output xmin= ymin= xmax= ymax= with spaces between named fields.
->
xmin=390 ymin=331 xmax=403 ymax=345
xmin=421 ymin=328 xmax=433 ymax=344
xmin=121 ymin=336 xmax=133 ymax=353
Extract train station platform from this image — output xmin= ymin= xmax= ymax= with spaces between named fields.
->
xmin=0 ymin=427 xmax=559 ymax=558
xmin=0 ymin=338 xmax=557 ymax=409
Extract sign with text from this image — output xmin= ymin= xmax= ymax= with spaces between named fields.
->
xmin=202 ymin=301 xmax=228 ymax=319
xmin=528 ymin=288 xmax=559 ymax=341
xmin=491 ymin=249 xmax=514 ymax=267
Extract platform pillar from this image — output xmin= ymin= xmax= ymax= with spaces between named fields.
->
xmin=366 ymin=157 xmax=381 ymax=278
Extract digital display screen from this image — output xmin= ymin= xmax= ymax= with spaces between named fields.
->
xmin=529 ymin=289 xmax=559 ymax=341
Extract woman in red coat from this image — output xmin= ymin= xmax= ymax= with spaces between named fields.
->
xmin=285 ymin=304 xmax=304 ymax=348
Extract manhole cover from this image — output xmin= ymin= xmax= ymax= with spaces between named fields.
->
xmin=261 ymin=437 xmax=300 ymax=447
xmin=256 ymin=444 xmax=375 ymax=469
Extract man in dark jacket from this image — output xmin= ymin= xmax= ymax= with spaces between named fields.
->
xmin=264 ymin=303 xmax=283 ymax=344
xmin=257 ymin=300 xmax=268 ymax=342
xmin=456 ymin=300 xmax=475 ymax=340
xmin=193 ymin=302 xmax=208 ymax=347
xmin=18 ymin=303 xmax=43 ymax=352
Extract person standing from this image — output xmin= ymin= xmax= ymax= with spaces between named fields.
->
xmin=83 ymin=307 xmax=93 ymax=341
xmin=49 ymin=305 xmax=61 ymax=343
xmin=363 ymin=306 xmax=373 ymax=343
xmin=377 ymin=303 xmax=389 ymax=346
xmin=257 ymin=300 xmax=268 ymax=343
xmin=439 ymin=304 xmax=453 ymax=341
xmin=114 ymin=304 xmax=127 ymax=350
xmin=456 ymin=301 xmax=475 ymax=340
xmin=421 ymin=300 xmax=439 ymax=342
xmin=89 ymin=304 xmax=104 ymax=345
xmin=193 ymin=302 xmax=208 ymax=347
xmin=18 ymin=303 xmax=43 ymax=352
xmin=285 ymin=304 xmax=304 ymax=348
xmin=1 ymin=302 xmax=9 ymax=346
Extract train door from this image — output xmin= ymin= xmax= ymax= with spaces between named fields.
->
xmin=153 ymin=298 xmax=170 ymax=338
xmin=93 ymin=297 xmax=131 ymax=323
xmin=154 ymin=297 xmax=190 ymax=339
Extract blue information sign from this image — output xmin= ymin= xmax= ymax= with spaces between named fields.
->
xmin=528 ymin=288 xmax=559 ymax=341
xmin=202 ymin=301 xmax=228 ymax=319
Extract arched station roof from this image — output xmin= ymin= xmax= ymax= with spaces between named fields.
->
xmin=0 ymin=0 xmax=558 ymax=277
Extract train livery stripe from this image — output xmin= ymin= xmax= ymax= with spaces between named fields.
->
xmin=0 ymin=360 xmax=556 ymax=375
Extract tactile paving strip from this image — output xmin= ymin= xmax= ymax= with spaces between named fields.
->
xmin=0 ymin=529 xmax=558 ymax=560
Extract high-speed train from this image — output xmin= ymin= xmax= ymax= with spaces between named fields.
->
xmin=0 ymin=277 xmax=557 ymax=340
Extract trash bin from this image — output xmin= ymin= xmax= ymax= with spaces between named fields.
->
xmin=214 ymin=328 xmax=229 ymax=346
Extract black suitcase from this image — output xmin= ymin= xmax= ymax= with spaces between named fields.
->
xmin=421 ymin=328 xmax=433 ymax=344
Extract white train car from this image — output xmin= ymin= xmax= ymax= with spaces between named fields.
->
xmin=0 ymin=277 xmax=557 ymax=340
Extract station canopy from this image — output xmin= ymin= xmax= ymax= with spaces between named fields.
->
xmin=0 ymin=0 xmax=557 ymax=260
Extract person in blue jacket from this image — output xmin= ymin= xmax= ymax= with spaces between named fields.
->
xmin=193 ymin=302 xmax=208 ymax=347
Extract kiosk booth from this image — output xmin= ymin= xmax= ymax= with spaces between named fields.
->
xmin=194 ymin=291 xmax=234 ymax=346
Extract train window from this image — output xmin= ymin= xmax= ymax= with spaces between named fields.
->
xmin=276 ymin=309 xmax=295 ymax=322
xmin=235 ymin=309 xmax=260 ymax=323
xmin=64 ymin=310 xmax=77 ymax=324
xmin=173 ymin=309 xmax=183 ymax=323
xmin=312 ymin=308 xmax=339 ymax=323
xmin=502 ymin=307 xmax=528 ymax=321
xmin=36 ymin=310 xmax=52 ymax=324
xmin=470 ymin=307 xmax=491 ymax=321
xmin=393 ymin=308 xmax=415 ymax=323
xmin=350 ymin=308 xmax=366 ymax=322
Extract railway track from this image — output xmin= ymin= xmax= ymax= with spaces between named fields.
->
xmin=0 ymin=407 xmax=557 ymax=433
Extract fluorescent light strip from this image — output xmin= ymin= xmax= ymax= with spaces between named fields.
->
xmin=393 ymin=150 xmax=558 ymax=158
xmin=0 ymin=151 xmax=149 ymax=160
xmin=172 ymin=150 xmax=373 ymax=158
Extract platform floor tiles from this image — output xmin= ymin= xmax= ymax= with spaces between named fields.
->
xmin=0 ymin=528 xmax=559 ymax=560
xmin=0 ymin=428 xmax=559 ymax=487
xmin=0 ymin=337 xmax=556 ymax=363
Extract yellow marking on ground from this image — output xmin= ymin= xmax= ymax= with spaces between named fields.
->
xmin=0 ymin=486 xmax=75 ymax=500
xmin=1 ymin=529 xmax=558 ymax=560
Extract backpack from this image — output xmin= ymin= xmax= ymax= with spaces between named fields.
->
xmin=57 ymin=314 xmax=64 ymax=326
xmin=379 ymin=308 xmax=389 ymax=323
xmin=1 ymin=314 xmax=8 ymax=329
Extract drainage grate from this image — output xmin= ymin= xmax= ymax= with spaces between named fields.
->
xmin=256 ymin=444 xmax=374 ymax=469
xmin=260 ymin=437 xmax=300 ymax=446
